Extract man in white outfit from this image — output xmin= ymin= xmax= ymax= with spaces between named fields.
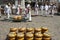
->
xmin=25 ymin=7 xmax=29 ymax=19
xmin=27 ymin=4 xmax=32 ymax=22
xmin=4 ymin=4 xmax=9 ymax=19
xmin=51 ymin=5 xmax=55 ymax=17
xmin=7 ymin=4 xmax=11 ymax=19
xmin=16 ymin=5 xmax=21 ymax=15
xmin=0 ymin=5 xmax=1 ymax=17
xmin=35 ymin=3 xmax=39 ymax=15
xmin=45 ymin=4 xmax=49 ymax=16
xmin=40 ymin=5 xmax=44 ymax=16
xmin=4 ymin=3 xmax=12 ymax=19
xmin=4 ymin=4 xmax=8 ymax=15
xmin=12 ymin=4 xmax=16 ymax=14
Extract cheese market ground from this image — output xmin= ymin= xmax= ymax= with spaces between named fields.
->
xmin=0 ymin=11 xmax=60 ymax=40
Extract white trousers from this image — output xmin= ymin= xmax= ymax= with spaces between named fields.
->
xmin=28 ymin=10 xmax=31 ymax=21
xmin=52 ymin=10 xmax=55 ymax=16
xmin=0 ymin=12 xmax=1 ymax=16
xmin=35 ymin=8 xmax=38 ymax=15
xmin=45 ymin=10 xmax=48 ymax=16
xmin=17 ymin=11 xmax=20 ymax=15
xmin=41 ymin=10 xmax=44 ymax=15
xmin=7 ymin=13 xmax=10 ymax=19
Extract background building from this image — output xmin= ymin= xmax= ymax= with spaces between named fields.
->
xmin=0 ymin=0 xmax=59 ymax=8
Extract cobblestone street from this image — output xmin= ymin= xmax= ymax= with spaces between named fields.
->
xmin=0 ymin=11 xmax=60 ymax=40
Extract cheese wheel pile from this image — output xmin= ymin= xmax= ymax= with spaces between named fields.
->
xmin=7 ymin=27 xmax=51 ymax=40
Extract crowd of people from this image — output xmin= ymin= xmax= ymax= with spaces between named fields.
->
xmin=0 ymin=2 xmax=57 ymax=21
xmin=34 ymin=3 xmax=57 ymax=17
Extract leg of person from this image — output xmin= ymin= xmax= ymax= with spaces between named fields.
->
xmin=29 ymin=14 xmax=32 ymax=22
xmin=41 ymin=10 xmax=43 ymax=16
xmin=34 ymin=10 xmax=36 ymax=15
xmin=52 ymin=12 xmax=54 ymax=17
xmin=16 ymin=11 xmax=19 ymax=15
xmin=36 ymin=10 xmax=38 ymax=15
xmin=27 ymin=13 xmax=29 ymax=19
xmin=44 ymin=10 xmax=46 ymax=16
xmin=7 ymin=13 xmax=10 ymax=19
xmin=47 ymin=11 xmax=49 ymax=16
xmin=0 ymin=12 xmax=1 ymax=18
xmin=45 ymin=10 xmax=48 ymax=16
xmin=51 ymin=10 xmax=54 ymax=17
xmin=28 ymin=10 xmax=32 ymax=22
xmin=48 ymin=10 xmax=51 ymax=16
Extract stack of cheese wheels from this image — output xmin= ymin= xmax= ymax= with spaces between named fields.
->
xmin=41 ymin=27 xmax=48 ymax=34
xmin=13 ymin=16 xmax=17 ymax=20
xmin=26 ymin=32 xmax=33 ymax=40
xmin=35 ymin=27 xmax=41 ymax=33
xmin=10 ymin=27 xmax=17 ymax=33
xmin=13 ymin=16 xmax=22 ymax=20
xmin=17 ymin=33 xmax=24 ymax=40
xmin=18 ymin=27 xmax=26 ymax=33
xmin=27 ymin=27 xmax=34 ymax=33
xmin=8 ymin=32 xmax=16 ymax=40
xmin=35 ymin=32 xmax=43 ymax=40
xmin=17 ymin=16 xmax=22 ymax=20
xmin=43 ymin=33 xmax=51 ymax=40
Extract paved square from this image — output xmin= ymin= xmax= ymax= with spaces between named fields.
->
xmin=0 ymin=14 xmax=60 ymax=40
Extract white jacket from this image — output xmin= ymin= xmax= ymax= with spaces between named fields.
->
xmin=45 ymin=5 xmax=49 ymax=11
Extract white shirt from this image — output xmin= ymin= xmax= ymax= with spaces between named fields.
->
xmin=7 ymin=6 xmax=11 ymax=13
xmin=41 ymin=5 xmax=44 ymax=10
xmin=45 ymin=5 xmax=49 ymax=11
xmin=12 ymin=5 xmax=16 ymax=9
xmin=4 ymin=5 xmax=9 ymax=13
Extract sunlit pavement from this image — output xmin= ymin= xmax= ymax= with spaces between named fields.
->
xmin=0 ymin=10 xmax=60 ymax=40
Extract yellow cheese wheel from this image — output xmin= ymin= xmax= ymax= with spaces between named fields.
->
xmin=43 ymin=33 xmax=51 ymax=38
xmin=10 ymin=27 xmax=17 ymax=32
xmin=26 ymin=32 xmax=33 ymax=38
xmin=17 ymin=33 xmax=24 ymax=38
xmin=35 ymin=27 xmax=41 ymax=32
xmin=35 ymin=32 xmax=43 ymax=38
xmin=27 ymin=27 xmax=34 ymax=32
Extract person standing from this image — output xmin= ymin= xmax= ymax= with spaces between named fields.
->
xmin=0 ymin=5 xmax=2 ymax=17
xmin=4 ymin=4 xmax=9 ymax=19
xmin=27 ymin=4 xmax=32 ymax=22
xmin=4 ymin=4 xmax=8 ymax=15
xmin=53 ymin=4 xmax=57 ymax=14
xmin=51 ymin=5 xmax=55 ymax=17
xmin=45 ymin=4 xmax=49 ymax=16
xmin=25 ymin=7 xmax=29 ymax=19
xmin=7 ymin=3 xmax=11 ymax=19
xmin=34 ymin=3 xmax=39 ymax=15
xmin=40 ymin=5 xmax=44 ymax=16
xmin=12 ymin=4 xmax=16 ymax=15
xmin=48 ymin=4 xmax=51 ymax=15
xmin=16 ymin=5 xmax=21 ymax=15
